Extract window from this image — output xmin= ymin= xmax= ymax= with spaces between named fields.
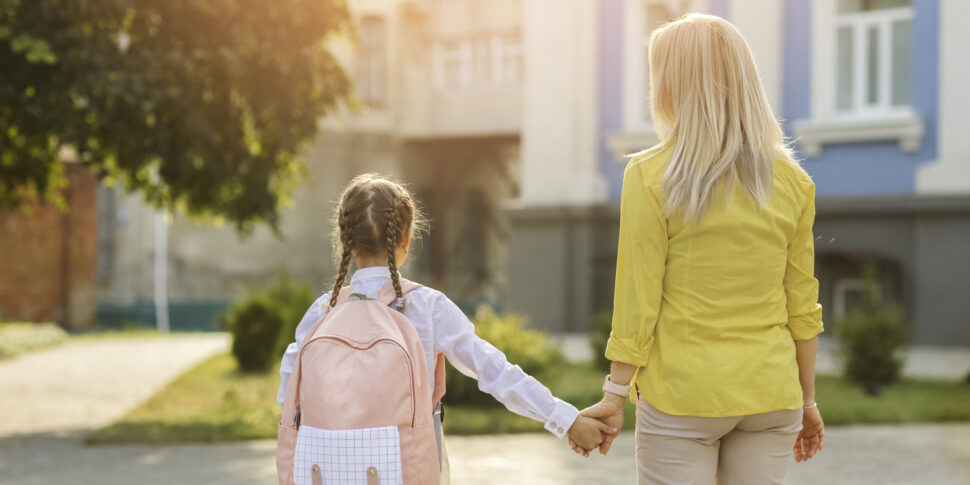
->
xmin=433 ymin=33 xmax=521 ymax=91
xmin=793 ymin=0 xmax=921 ymax=156
xmin=833 ymin=0 xmax=912 ymax=117
xmin=357 ymin=16 xmax=386 ymax=106
xmin=435 ymin=40 xmax=464 ymax=89
xmin=495 ymin=35 xmax=522 ymax=86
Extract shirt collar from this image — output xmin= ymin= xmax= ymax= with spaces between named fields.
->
xmin=351 ymin=266 xmax=392 ymax=283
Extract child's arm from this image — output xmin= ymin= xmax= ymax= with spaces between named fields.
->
xmin=428 ymin=291 xmax=580 ymax=440
xmin=277 ymin=293 xmax=330 ymax=405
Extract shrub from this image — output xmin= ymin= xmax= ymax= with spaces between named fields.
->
xmin=836 ymin=304 xmax=907 ymax=395
xmin=444 ymin=307 xmax=565 ymax=405
xmin=223 ymin=296 xmax=285 ymax=373
xmin=588 ymin=310 xmax=613 ymax=371
xmin=222 ymin=272 xmax=318 ymax=373
xmin=268 ymin=275 xmax=318 ymax=361
xmin=834 ymin=267 xmax=908 ymax=396
xmin=0 ymin=322 xmax=69 ymax=359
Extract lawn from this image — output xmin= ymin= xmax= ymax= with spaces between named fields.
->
xmin=87 ymin=353 xmax=970 ymax=444
xmin=0 ymin=322 xmax=68 ymax=359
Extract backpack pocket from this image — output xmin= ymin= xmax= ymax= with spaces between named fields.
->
xmin=294 ymin=424 xmax=403 ymax=485
xmin=277 ymin=422 xmax=298 ymax=485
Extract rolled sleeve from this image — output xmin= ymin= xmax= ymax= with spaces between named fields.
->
xmin=788 ymin=305 xmax=824 ymax=340
xmin=785 ymin=182 xmax=824 ymax=341
xmin=604 ymin=335 xmax=654 ymax=367
xmin=606 ymin=162 xmax=667 ymax=367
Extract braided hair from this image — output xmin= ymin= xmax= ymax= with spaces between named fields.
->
xmin=329 ymin=174 xmax=424 ymax=307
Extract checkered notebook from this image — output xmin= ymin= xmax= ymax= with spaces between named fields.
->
xmin=294 ymin=425 xmax=403 ymax=485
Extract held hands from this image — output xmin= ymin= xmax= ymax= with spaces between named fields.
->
xmin=793 ymin=405 xmax=825 ymax=462
xmin=568 ymin=392 xmax=625 ymax=457
xmin=566 ymin=415 xmax=617 ymax=458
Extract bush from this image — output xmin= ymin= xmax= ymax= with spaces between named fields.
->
xmin=588 ymin=310 xmax=613 ymax=371
xmin=444 ymin=307 xmax=565 ymax=405
xmin=222 ymin=272 xmax=317 ymax=373
xmin=0 ymin=322 xmax=69 ymax=359
xmin=836 ymin=304 xmax=907 ymax=395
xmin=834 ymin=266 xmax=908 ymax=396
xmin=224 ymin=296 xmax=284 ymax=373
xmin=268 ymin=275 xmax=318 ymax=361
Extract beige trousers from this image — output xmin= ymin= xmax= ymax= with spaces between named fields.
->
xmin=636 ymin=397 xmax=802 ymax=485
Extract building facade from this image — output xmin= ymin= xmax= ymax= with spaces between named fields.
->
xmin=95 ymin=0 xmax=530 ymax=328
xmin=560 ymin=0 xmax=970 ymax=345
xmin=87 ymin=0 xmax=970 ymax=344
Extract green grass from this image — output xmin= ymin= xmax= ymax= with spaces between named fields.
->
xmin=87 ymin=353 xmax=970 ymax=444
xmin=0 ymin=322 xmax=68 ymax=359
xmin=87 ymin=353 xmax=277 ymax=444
xmin=71 ymin=329 xmax=213 ymax=340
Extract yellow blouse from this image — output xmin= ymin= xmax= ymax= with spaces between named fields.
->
xmin=605 ymin=147 xmax=824 ymax=417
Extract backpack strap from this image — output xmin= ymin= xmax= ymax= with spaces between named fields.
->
xmin=431 ymin=353 xmax=446 ymax=408
xmin=332 ymin=285 xmax=355 ymax=306
xmin=377 ymin=277 xmax=423 ymax=310
xmin=378 ymin=278 xmax=448 ymax=407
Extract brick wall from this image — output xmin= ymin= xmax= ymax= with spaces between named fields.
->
xmin=0 ymin=163 xmax=98 ymax=329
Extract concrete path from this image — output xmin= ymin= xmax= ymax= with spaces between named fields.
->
xmin=2 ymin=424 xmax=968 ymax=484
xmin=0 ymin=333 xmax=229 ymax=436
xmin=558 ymin=334 xmax=970 ymax=380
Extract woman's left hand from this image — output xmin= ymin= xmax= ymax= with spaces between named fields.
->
xmin=793 ymin=405 xmax=825 ymax=462
xmin=579 ymin=393 xmax=625 ymax=455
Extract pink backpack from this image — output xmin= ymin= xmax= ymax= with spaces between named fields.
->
xmin=277 ymin=278 xmax=446 ymax=485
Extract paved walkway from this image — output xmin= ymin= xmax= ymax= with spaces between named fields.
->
xmin=0 ymin=333 xmax=229 ymax=436
xmin=1 ymin=332 xmax=968 ymax=484
xmin=2 ymin=425 xmax=968 ymax=484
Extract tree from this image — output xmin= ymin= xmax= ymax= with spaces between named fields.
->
xmin=0 ymin=0 xmax=352 ymax=231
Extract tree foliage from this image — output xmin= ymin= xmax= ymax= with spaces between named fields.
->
xmin=0 ymin=0 xmax=352 ymax=230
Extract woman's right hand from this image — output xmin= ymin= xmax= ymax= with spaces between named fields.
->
xmin=580 ymin=393 xmax=625 ymax=455
xmin=793 ymin=405 xmax=825 ymax=462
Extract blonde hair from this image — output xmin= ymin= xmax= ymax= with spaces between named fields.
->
xmin=329 ymin=174 xmax=425 ymax=307
xmin=636 ymin=13 xmax=800 ymax=223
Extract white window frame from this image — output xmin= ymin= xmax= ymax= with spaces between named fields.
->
xmin=433 ymin=33 xmax=521 ymax=92
xmin=833 ymin=6 xmax=913 ymax=119
xmin=494 ymin=35 xmax=522 ymax=87
xmin=356 ymin=15 xmax=387 ymax=106
xmin=795 ymin=0 xmax=922 ymax=157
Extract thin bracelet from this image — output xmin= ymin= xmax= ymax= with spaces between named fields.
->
xmin=803 ymin=401 xmax=817 ymax=409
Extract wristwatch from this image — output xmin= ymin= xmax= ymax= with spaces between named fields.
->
xmin=602 ymin=375 xmax=632 ymax=398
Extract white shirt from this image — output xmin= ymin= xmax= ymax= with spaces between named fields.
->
xmin=278 ymin=266 xmax=579 ymax=439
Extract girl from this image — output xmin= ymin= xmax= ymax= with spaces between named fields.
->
xmin=582 ymin=13 xmax=825 ymax=485
xmin=278 ymin=173 xmax=612 ymax=482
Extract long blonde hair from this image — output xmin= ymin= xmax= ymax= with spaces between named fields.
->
xmin=637 ymin=13 xmax=799 ymax=223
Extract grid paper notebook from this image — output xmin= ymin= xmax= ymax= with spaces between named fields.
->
xmin=294 ymin=425 xmax=403 ymax=485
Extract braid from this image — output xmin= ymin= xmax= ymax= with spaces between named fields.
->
xmin=330 ymin=215 xmax=355 ymax=307
xmin=329 ymin=173 xmax=421 ymax=311
xmin=385 ymin=198 xmax=405 ymax=304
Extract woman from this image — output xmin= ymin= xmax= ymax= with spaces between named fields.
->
xmin=580 ymin=14 xmax=825 ymax=484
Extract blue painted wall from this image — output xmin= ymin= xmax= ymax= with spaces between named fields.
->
xmin=709 ymin=0 xmax=731 ymax=19
xmin=599 ymin=0 xmax=627 ymax=201
xmin=782 ymin=0 xmax=939 ymax=195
